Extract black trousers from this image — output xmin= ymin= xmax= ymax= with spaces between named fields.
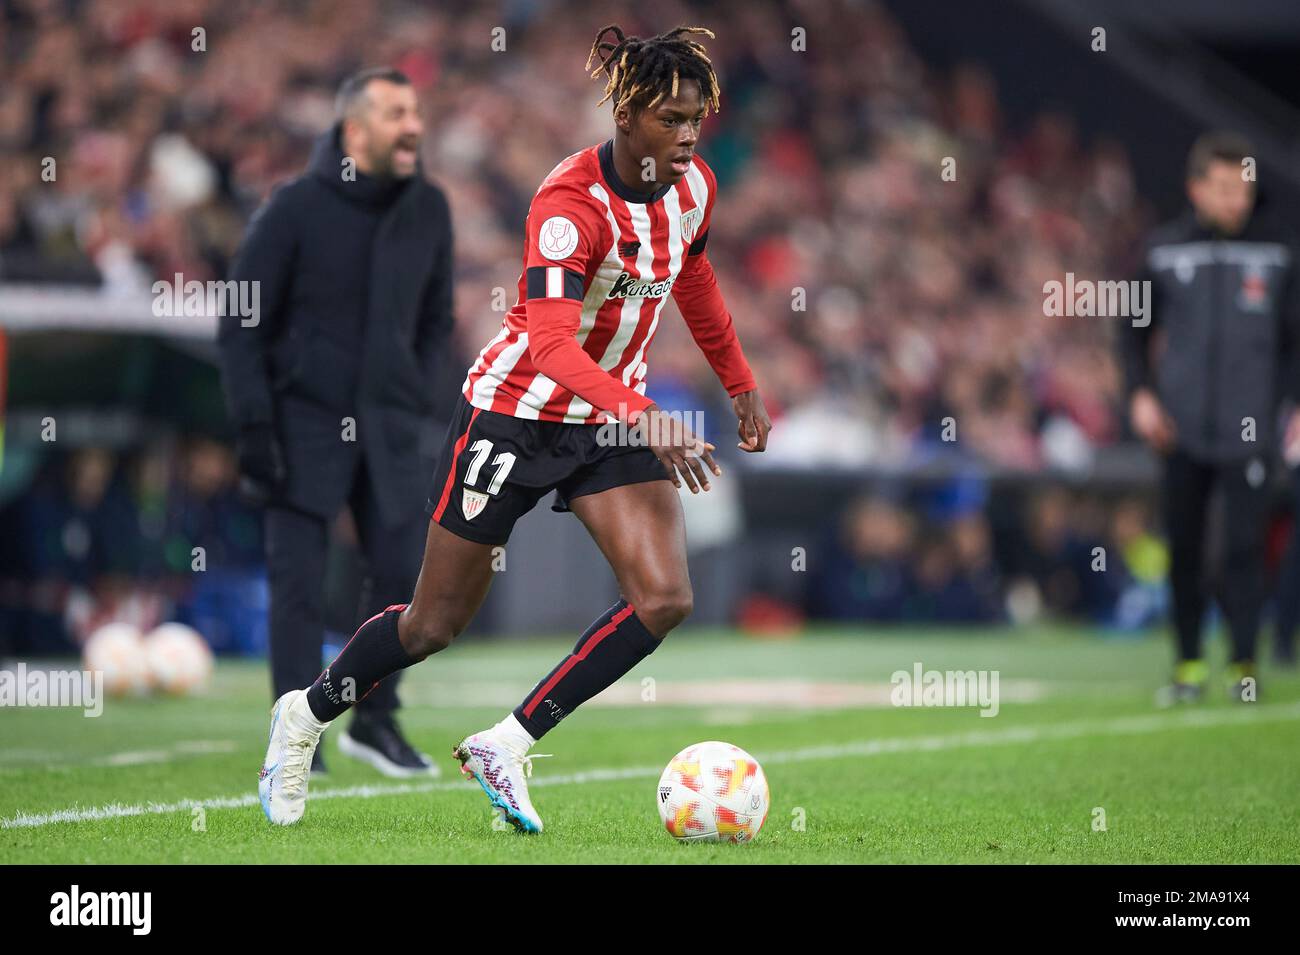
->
xmin=265 ymin=458 xmax=426 ymax=715
xmin=1271 ymin=465 xmax=1300 ymax=659
xmin=1162 ymin=448 xmax=1271 ymax=664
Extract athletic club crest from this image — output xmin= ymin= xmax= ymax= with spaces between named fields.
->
xmin=462 ymin=488 xmax=489 ymax=521
xmin=680 ymin=207 xmax=703 ymax=245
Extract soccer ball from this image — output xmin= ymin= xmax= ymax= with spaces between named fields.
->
xmin=82 ymin=622 xmax=151 ymax=696
xmin=144 ymin=623 xmax=214 ymax=695
xmin=657 ymin=741 xmax=770 ymax=843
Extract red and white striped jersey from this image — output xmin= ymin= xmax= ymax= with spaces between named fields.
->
xmin=462 ymin=139 xmax=722 ymax=424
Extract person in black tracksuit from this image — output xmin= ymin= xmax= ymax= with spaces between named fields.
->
xmin=1123 ymin=131 xmax=1300 ymax=703
xmin=218 ymin=69 xmax=456 ymax=774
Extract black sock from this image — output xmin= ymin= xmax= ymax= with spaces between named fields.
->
xmin=305 ymin=604 xmax=416 ymax=722
xmin=513 ymin=599 xmax=659 ymax=740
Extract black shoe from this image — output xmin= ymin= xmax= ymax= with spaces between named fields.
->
xmin=1228 ymin=678 xmax=1258 ymax=702
xmin=1155 ymin=659 xmax=1208 ymax=708
xmin=311 ymin=745 xmax=328 ymax=776
xmin=1155 ymin=682 xmax=1204 ymax=708
xmin=340 ymin=713 xmax=439 ymax=778
xmin=1226 ymin=663 xmax=1258 ymax=703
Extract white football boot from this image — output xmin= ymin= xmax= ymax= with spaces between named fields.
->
xmin=453 ymin=721 xmax=549 ymax=834
xmin=258 ymin=689 xmax=326 ymax=825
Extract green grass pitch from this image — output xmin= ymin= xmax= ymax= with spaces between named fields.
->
xmin=3 ymin=625 xmax=1298 ymax=864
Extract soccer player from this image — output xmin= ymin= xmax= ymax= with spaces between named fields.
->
xmin=258 ymin=25 xmax=771 ymax=831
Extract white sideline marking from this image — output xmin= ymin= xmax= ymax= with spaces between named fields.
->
xmin=417 ymin=679 xmax=1051 ymax=709
xmin=0 ymin=740 xmax=238 ymax=769
xmin=4 ymin=702 xmax=1298 ymax=830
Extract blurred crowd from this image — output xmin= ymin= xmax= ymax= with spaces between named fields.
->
xmin=806 ymin=484 xmax=1169 ymax=628
xmin=0 ymin=0 xmax=1147 ymax=467
xmin=0 ymin=0 xmax=1166 ymax=649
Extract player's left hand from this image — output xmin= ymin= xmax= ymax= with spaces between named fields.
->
xmin=732 ymin=390 xmax=771 ymax=452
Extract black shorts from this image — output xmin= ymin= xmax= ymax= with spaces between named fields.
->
xmin=424 ymin=396 xmax=669 ymax=545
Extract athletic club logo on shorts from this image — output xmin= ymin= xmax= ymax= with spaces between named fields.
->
xmin=538 ymin=216 xmax=579 ymax=260
xmin=462 ymin=488 xmax=489 ymax=521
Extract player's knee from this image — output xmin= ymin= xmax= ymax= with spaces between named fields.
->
xmin=400 ymin=611 xmax=458 ymax=660
xmin=635 ymin=586 xmax=693 ymax=637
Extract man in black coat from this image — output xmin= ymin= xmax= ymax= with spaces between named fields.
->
xmin=218 ymin=68 xmax=454 ymax=776
xmin=1123 ymin=131 xmax=1300 ymax=705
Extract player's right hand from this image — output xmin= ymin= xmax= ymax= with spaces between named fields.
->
xmin=1130 ymin=388 xmax=1176 ymax=453
xmin=636 ymin=405 xmax=721 ymax=494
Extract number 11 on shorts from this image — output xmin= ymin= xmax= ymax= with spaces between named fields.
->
xmin=464 ymin=439 xmax=516 ymax=495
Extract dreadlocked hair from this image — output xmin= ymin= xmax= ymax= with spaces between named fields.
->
xmin=584 ymin=24 xmax=721 ymax=117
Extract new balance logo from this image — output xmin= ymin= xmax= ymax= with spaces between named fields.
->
xmin=618 ymin=240 xmax=640 ymax=257
xmin=607 ymin=271 xmax=675 ymax=300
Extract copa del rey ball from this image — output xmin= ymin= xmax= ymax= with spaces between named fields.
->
xmin=144 ymin=623 xmax=213 ymax=695
xmin=657 ymin=741 xmax=770 ymax=843
xmin=82 ymin=622 xmax=150 ymax=696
